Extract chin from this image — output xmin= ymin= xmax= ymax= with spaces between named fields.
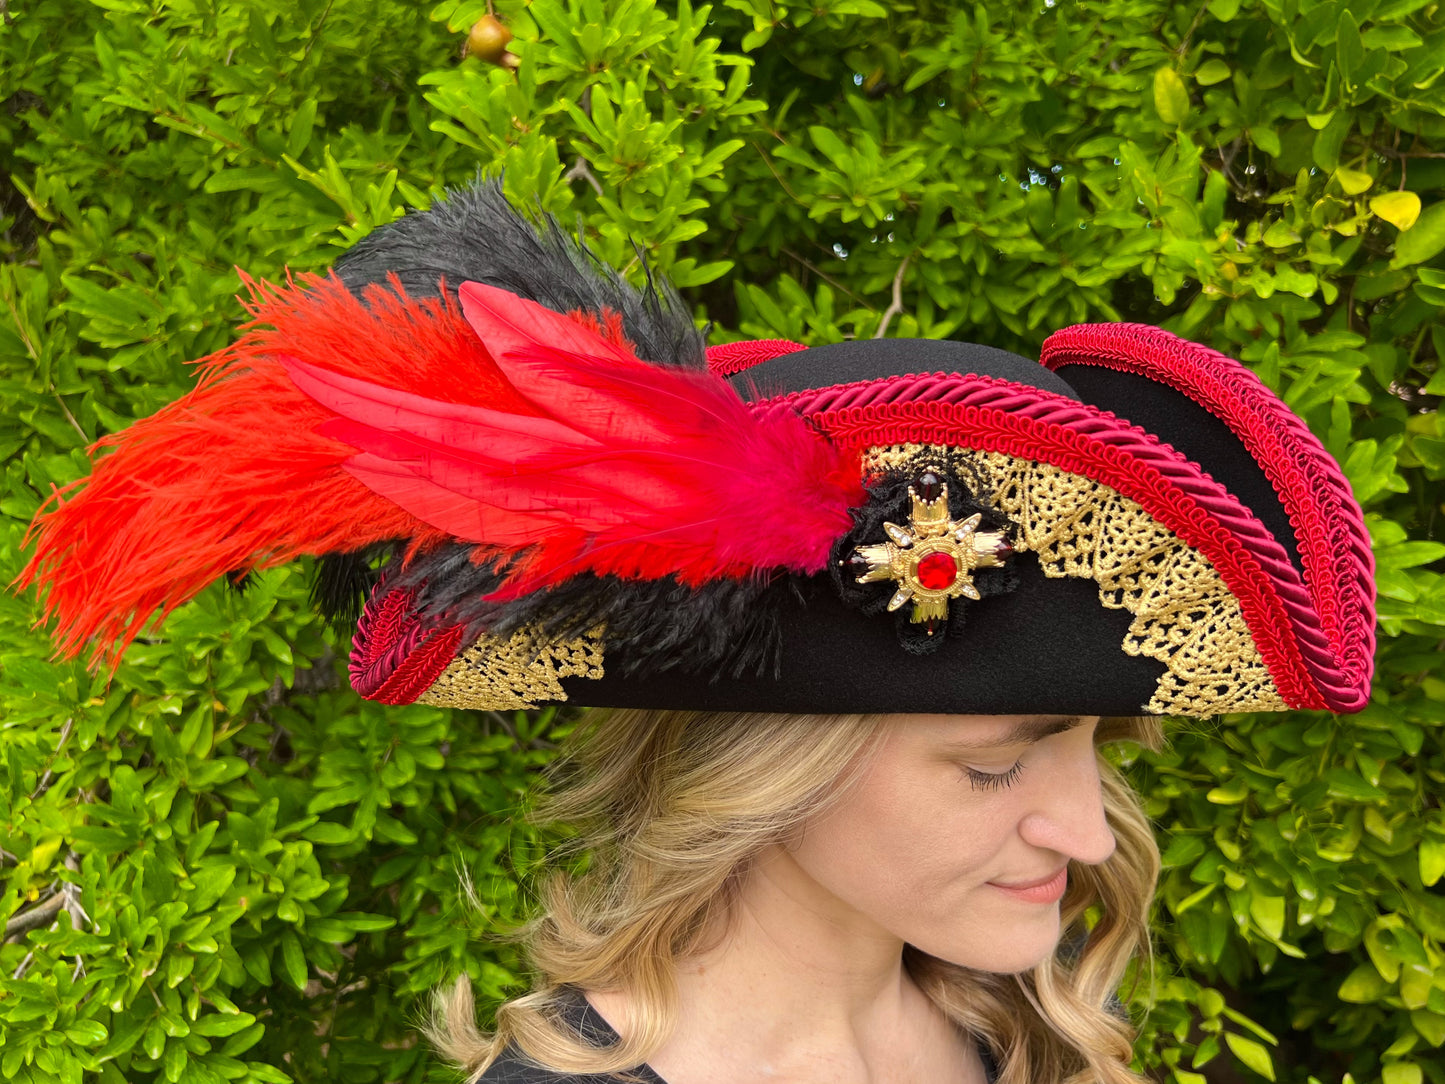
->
xmin=914 ymin=913 xmax=1063 ymax=975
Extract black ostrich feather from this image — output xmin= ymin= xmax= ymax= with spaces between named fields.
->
xmin=333 ymin=177 xmax=705 ymax=369
xmin=384 ymin=543 xmax=790 ymax=682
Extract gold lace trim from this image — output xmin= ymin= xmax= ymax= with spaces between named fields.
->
xmin=416 ymin=627 xmax=604 ymax=710
xmin=867 ymin=444 xmax=1288 ymax=716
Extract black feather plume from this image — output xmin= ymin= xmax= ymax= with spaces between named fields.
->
xmin=333 ymin=177 xmax=705 ymax=369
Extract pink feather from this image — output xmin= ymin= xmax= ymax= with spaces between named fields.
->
xmin=281 ymin=283 xmax=865 ymax=595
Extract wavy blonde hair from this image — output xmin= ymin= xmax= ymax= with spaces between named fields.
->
xmin=431 ymin=709 xmax=1162 ymax=1084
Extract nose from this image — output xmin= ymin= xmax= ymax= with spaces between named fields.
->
xmin=1018 ymin=745 xmax=1117 ymax=866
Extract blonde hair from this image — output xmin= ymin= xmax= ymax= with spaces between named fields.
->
xmin=430 ymin=710 xmax=1162 ymax=1084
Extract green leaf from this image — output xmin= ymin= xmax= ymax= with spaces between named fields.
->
xmin=1263 ymin=220 xmax=1299 ymax=247
xmin=1337 ymin=11 xmax=1364 ymax=87
xmin=1225 ymin=1033 xmax=1276 ymax=1080
xmin=1362 ymin=26 xmax=1423 ymax=50
xmin=1252 ymin=127 xmax=1282 ymax=157
xmin=1392 ymin=202 xmax=1445 ymax=267
xmin=278 ymin=931 xmax=308 ymax=991
xmin=808 ymin=126 xmax=854 ymax=173
xmin=64 ymin=1020 xmax=108 ymax=1046
xmin=191 ymin=1012 xmax=258 ymax=1038
xmin=1377 ymin=541 xmax=1445 ymax=569
xmin=302 ymin=821 xmax=356 ymax=846
xmin=286 ymin=98 xmax=318 ymax=160
xmin=1313 ymin=112 xmax=1352 ymax=170
xmin=1154 ymin=67 xmax=1191 ymax=126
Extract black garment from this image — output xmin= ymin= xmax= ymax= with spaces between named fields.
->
xmin=479 ymin=993 xmax=1000 ymax=1083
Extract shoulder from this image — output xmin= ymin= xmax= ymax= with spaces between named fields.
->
xmin=476 ymin=991 xmax=666 ymax=1084
xmin=479 ymin=1045 xmax=663 ymax=1083
xmin=476 ymin=1047 xmax=620 ymax=1083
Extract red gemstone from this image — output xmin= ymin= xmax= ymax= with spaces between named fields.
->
xmin=916 ymin=551 xmax=958 ymax=590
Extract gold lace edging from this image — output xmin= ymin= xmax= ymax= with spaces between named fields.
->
xmin=415 ymin=444 xmax=1288 ymax=716
xmin=416 ymin=627 xmax=604 ymax=710
xmin=868 ymin=444 xmax=1288 ymax=716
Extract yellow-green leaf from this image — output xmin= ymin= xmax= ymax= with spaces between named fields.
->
xmin=1250 ymin=894 xmax=1286 ymax=940
xmin=1420 ymin=838 xmax=1445 ymax=887
xmin=1411 ymin=1009 xmax=1445 ymax=1047
xmin=1372 ymin=191 xmax=1422 ymax=231
xmin=1195 ymin=59 xmax=1232 ymax=85
xmin=1339 ymin=962 xmax=1391 ymax=1003
xmin=1401 ymin=965 xmax=1432 ymax=1009
xmin=1337 ymin=168 xmax=1373 ymax=195
xmin=1154 ymin=67 xmax=1190 ymax=126
xmin=1225 ymin=1033 xmax=1276 ymax=1081
xmin=1383 ymin=1063 xmax=1423 ymax=1084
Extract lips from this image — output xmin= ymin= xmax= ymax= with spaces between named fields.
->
xmin=987 ymin=866 xmax=1069 ymax=904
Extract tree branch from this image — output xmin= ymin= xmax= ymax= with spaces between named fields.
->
xmin=5 ymin=889 xmax=66 ymax=940
xmin=563 ymin=156 xmax=604 ymax=197
xmin=873 ymin=254 xmax=913 ymax=339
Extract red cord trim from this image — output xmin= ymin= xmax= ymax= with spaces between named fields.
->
xmin=371 ymin=624 xmax=465 ymax=705
xmin=350 ymin=581 xmax=463 ymax=703
xmin=751 ymin=371 xmax=1361 ymax=710
xmin=1040 ymin=324 xmax=1374 ymax=709
xmin=705 ymin=339 xmax=808 ymax=377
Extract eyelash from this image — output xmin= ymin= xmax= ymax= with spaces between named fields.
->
xmin=964 ymin=761 xmax=1025 ymax=791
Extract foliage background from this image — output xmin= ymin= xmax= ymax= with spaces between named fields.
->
xmin=1 ymin=0 xmax=1443 ymax=1081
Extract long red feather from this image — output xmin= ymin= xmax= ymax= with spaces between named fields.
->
xmin=288 ymin=281 xmax=865 ymax=596
xmin=21 ymin=274 xmax=524 ymax=665
xmin=22 ymin=274 xmax=864 ymax=664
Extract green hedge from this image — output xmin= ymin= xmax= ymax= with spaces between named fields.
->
xmin=2 ymin=1 xmax=1443 ymax=1082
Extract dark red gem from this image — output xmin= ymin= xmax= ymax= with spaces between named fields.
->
xmin=846 ymin=551 xmax=872 ymax=576
xmin=916 ymin=551 xmax=958 ymax=590
xmin=917 ymin=469 xmax=944 ymax=501
xmin=995 ymin=538 xmax=1014 ymax=557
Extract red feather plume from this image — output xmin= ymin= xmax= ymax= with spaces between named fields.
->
xmin=22 ymin=274 xmax=863 ymax=665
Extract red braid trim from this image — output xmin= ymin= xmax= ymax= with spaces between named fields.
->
xmin=705 ymin=339 xmax=807 ymax=377
xmin=752 ymin=371 xmax=1364 ymax=711
xmin=349 ymin=582 xmax=463 ymax=704
xmin=1040 ymin=323 xmax=1375 ymax=706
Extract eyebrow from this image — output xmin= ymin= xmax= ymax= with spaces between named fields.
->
xmin=943 ymin=715 xmax=1085 ymax=750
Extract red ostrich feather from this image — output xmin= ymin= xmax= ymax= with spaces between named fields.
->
xmin=22 ymin=274 xmax=862 ymax=666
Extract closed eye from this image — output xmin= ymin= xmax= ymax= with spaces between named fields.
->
xmin=964 ymin=761 xmax=1024 ymax=791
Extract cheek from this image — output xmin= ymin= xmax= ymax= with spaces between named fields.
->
xmin=790 ymin=765 xmax=1011 ymax=917
xmin=786 ymin=767 xmax=1066 ymax=974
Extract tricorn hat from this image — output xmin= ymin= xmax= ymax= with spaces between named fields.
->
xmin=22 ymin=183 xmax=1375 ymax=719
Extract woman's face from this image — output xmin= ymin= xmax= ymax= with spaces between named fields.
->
xmin=782 ymin=713 xmax=1115 ymax=975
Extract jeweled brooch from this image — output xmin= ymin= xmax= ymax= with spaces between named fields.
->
xmin=842 ymin=468 xmax=1013 ymax=631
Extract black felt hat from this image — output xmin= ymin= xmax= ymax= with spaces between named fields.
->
xmin=24 ymin=184 xmax=1375 ymax=718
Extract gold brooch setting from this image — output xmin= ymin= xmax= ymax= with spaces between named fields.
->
xmin=842 ymin=468 xmax=1012 ymax=633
